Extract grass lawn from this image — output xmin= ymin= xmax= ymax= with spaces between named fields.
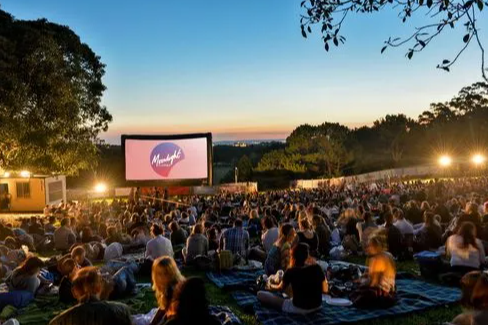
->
xmin=17 ymin=252 xmax=461 ymax=325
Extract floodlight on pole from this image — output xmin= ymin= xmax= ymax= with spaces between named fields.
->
xmin=472 ymin=154 xmax=486 ymax=165
xmin=438 ymin=155 xmax=452 ymax=167
xmin=94 ymin=182 xmax=107 ymax=193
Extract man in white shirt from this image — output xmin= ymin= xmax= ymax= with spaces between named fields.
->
xmin=145 ymin=224 xmax=173 ymax=260
xmin=393 ymin=209 xmax=414 ymax=236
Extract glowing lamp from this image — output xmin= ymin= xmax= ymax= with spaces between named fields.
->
xmin=472 ymin=154 xmax=486 ymax=165
xmin=3 ymin=172 xmax=10 ymax=177
xmin=94 ymin=183 xmax=107 ymax=193
xmin=20 ymin=170 xmax=30 ymax=178
xmin=438 ymin=155 xmax=452 ymax=167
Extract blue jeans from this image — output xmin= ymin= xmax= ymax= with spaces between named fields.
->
xmin=110 ymin=266 xmax=137 ymax=299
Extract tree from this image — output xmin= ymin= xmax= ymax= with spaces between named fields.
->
xmin=0 ymin=9 xmax=111 ymax=175
xmin=372 ymin=114 xmax=416 ymax=166
xmin=256 ymin=122 xmax=352 ymax=177
xmin=236 ymin=155 xmax=253 ymax=181
xmin=299 ymin=0 xmax=488 ymax=82
xmin=255 ymin=82 xmax=488 ymax=178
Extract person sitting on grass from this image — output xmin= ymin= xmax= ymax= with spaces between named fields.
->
xmin=446 ymin=222 xmax=485 ymax=275
xmin=356 ymin=211 xmax=378 ymax=249
xmin=450 ymin=271 xmax=488 ymax=325
xmin=54 ymin=218 xmax=76 ymax=253
xmin=414 ymin=212 xmax=442 ymax=251
xmin=297 ymin=218 xmax=319 ymax=257
xmin=58 ymin=258 xmax=78 ymax=304
xmin=258 ymin=243 xmax=327 ymax=315
xmin=163 ymin=277 xmax=220 ymax=325
xmin=312 ymin=215 xmax=331 ymax=258
xmin=351 ymin=230 xmax=397 ymax=308
xmin=44 ymin=216 xmax=57 ymax=234
xmin=146 ymin=224 xmax=174 ymax=261
xmin=6 ymin=256 xmax=45 ymax=295
xmin=182 ymin=223 xmax=208 ymax=264
xmin=169 ymin=222 xmax=187 ymax=249
xmin=49 ymin=267 xmax=132 ymax=325
xmin=71 ymin=246 xmax=93 ymax=268
xmin=150 ymin=256 xmax=185 ymax=325
xmin=264 ymin=223 xmax=296 ymax=276
xmin=220 ymin=218 xmax=250 ymax=258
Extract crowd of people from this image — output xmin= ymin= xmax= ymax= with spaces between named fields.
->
xmin=0 ymin=178 xmax=488 ymax=324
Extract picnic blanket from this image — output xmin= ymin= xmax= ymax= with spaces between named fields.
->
xmin=255 ymin=279 xmax=461 ymax=325
xmin=207 ymin=269 xmax=264 ymax=289
xmin=132 ymin=305 xmax=241 ymax=325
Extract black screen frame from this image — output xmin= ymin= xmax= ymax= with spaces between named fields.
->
xmin=121 ymin=133 xmax=213 ymax=186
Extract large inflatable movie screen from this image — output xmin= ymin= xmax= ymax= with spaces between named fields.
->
xmin=122 ymin=133 xmax=212 ymax=183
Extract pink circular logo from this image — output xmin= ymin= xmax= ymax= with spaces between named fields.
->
xmin=150 ymin=143 xmax=185 ymax=177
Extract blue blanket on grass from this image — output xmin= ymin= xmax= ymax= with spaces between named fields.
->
xmin=254 ymin=279 xmax=461 ymax=325
xmin=206 ymin=270 xmax=264 ymax=289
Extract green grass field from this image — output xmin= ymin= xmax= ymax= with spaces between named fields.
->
xmin=13 ymin=253 xmax=462 ymax=325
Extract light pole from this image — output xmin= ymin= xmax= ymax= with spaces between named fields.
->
xmin=235 ymin=167 xmax=238 ymax=184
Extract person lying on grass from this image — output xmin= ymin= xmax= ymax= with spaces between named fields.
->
xmin=258 ymin=243 xmax=328 ymax=315
xmin=49 ymin=266 xmax=132 ymax=325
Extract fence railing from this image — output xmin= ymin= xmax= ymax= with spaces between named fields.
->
xmin=292 ymin=165 xmax=442 ymax=189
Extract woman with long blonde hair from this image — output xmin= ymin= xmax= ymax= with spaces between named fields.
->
xmin=150 ymin=256 xmax=185 ymax=325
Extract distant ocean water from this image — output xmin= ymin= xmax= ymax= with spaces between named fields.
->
xmin=214 ymin=139 xmax=285 ymax=146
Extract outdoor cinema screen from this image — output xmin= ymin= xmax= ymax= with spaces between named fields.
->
xmin=122 ymin=133 xmax=212 ymax=182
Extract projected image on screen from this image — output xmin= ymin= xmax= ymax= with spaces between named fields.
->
xmin=123 ymin=136 xmax=209 ymax=181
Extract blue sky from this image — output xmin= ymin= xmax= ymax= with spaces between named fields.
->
xmin=2 ymin=0 xmax=486 ymax=143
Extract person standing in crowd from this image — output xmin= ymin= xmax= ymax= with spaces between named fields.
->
xmin=220 ymin=219 xmax=250 ymax=257
xmin=146 ymin=224 xmax=174 ymax=261
xmin=49 ymin=267 xmax=132 ymax=325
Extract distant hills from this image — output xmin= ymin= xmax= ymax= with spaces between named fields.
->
xmin=214 ymin=139 xmax=286 ymax=146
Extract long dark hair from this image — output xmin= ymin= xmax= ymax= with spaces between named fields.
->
xmin=277 ymin=223 xmax=294 ymax=246
xmin=171 ymin=277 xmax=211 ymax=324
xmin=457 ymin=222 xmax=479 ymax=251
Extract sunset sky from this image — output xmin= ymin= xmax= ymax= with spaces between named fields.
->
xmin=3 ymin=0 xmax=486 ymax=143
